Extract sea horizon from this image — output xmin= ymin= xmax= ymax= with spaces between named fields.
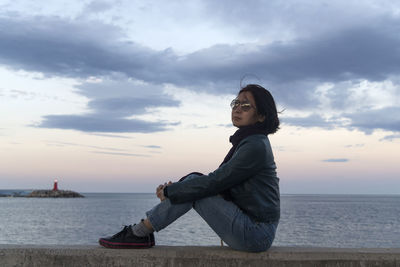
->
xmin=1 ymin=189 xmax=399 ymax=196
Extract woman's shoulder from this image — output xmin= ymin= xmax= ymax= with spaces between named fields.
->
xmin=233 ymin=135 xmax=271 ymax=162
xmin=237 ymin=134 xmax=270 ymax=151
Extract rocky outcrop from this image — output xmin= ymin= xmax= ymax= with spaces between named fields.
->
xmin=27 ymin=190 xmax=84 ymax=198
xmin=0 ymin=190 xmax=32 ymax=197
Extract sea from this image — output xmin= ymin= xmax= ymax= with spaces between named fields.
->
xmin=0 ymin=193 xmax=399 ymax=248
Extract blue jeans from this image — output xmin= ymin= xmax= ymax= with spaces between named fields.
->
xmin=146 ymin=178 xmax=278 ymax=252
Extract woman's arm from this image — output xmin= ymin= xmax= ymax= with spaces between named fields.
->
xmin=165 ymin=137 xmax=267 ymax=204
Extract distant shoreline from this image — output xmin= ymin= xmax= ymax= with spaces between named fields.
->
xmin=0 ymin=189 xmax=84 ymax=198
xmin=0 ymin=190 xmax=32 ymax=197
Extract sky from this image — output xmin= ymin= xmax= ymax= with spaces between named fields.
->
xmin=0 ymin=0 xmax=399 ymax=194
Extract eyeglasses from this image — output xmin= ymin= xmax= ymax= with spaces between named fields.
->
xmin=230 ymin=99 xmax=255 ymax=111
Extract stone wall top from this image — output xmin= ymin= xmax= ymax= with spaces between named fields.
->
xmin=1 ymin=245 xmax=399 ymax=267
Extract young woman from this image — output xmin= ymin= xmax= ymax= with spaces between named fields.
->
xmin=99 ymin=84 xmax=281 ymax=252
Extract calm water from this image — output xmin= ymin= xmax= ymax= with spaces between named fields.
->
xmin=0 ymin=193 xmax=399 ymax=248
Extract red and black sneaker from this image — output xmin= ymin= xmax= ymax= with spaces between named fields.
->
xmin=99 ymin=225 xmax=154 ymax=249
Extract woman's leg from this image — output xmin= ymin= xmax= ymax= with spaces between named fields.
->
xmin=145 ymin=198 xmax=192 ymax=231
xmin=193 ymin=195 xmax=278 ymax=252
xmin=145 ymin=193 xmax=278 ymax=252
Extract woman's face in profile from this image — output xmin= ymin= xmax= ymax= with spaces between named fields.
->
xmin=231 ymin=91 xmax=264 ymax=128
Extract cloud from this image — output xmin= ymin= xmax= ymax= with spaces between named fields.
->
xmin=35 ymin=75 xmax=181 ymax=133
xmin=380 ymin=134 xmax=400 ymax=142
xmin=343 ymin=107 xmax=400 ymax=134
xmin=322 ymin=158 xmax=349 ymax=163
xmin=37 ymin=114 xmax=177 ymax=133
xmin=282 ymin=106 xmax=400 ymax=136
xmin=142 ymin=145 xmax=162 ymax=149
xmin=281 ymin=114 xmax=335 ymax=129
xmin=46 ymin=140 xmax=154 ymax=157
xmin=82 ymin=0 xmax=114 ymax=14
xmin=88 ymin=96 xmax=178 ymax=117
xmin=217 ymin=123 xmax=234 ymax=128
xmin=344 ymin=144 xmax=365 ymax=148
xmin=46 ymin=141 xmax=127 ymax=151
xmin=91 ymin=151 xmax=150 ymax=157
xmin=87 ymin=133 xmax=132 ymax=139
xmin=201 ymin=0 xmax=400 ymax=48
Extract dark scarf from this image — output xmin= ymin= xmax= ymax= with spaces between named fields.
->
xmin=219 ymin=123 xmax=267 ymax=167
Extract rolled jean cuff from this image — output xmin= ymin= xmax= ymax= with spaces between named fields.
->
xmin=146 ymin=210 xmax=161 ymax=232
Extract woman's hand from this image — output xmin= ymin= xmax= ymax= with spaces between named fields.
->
xmin=156 ymin=181 xmax=172 ymax=202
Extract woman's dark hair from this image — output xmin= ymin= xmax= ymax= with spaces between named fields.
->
xmin=239 ymin=84 xmax=280 ymax=134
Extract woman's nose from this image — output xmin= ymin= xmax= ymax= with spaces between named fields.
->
xmin=233 ymin=106 xmax=242 ymax=113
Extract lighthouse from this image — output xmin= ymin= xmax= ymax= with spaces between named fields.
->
xmin=53 ymin=179 xmax=58 ymax=191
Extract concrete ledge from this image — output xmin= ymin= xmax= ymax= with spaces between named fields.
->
xmin=1 ymin=245 xmax=400 ymax=267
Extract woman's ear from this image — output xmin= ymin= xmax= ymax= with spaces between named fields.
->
xmin=258 ymin=114 xmax=265 ymax=122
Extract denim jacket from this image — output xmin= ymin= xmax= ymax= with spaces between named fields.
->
xmin=166 ymin=134 xmax=280 ymax=223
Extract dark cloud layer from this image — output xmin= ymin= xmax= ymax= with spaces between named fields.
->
xmin=1 ymin=11 xmax=400 ymax=135
xmin=2 ymin=15 xmax=400 ymax=88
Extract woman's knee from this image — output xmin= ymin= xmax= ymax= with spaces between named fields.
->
xmin=192 ymin=195 xmax=223 ymax=210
